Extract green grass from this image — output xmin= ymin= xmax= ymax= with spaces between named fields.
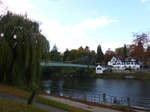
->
xmin=0 ymin=98 xmax=49 ymax=112
xmin=0 ymin=83 xmax=91 ymax=112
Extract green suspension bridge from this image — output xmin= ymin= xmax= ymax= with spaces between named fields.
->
xmin=40 ymin=56 xmax=95 ymax=68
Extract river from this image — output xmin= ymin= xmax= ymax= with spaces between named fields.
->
xmin=40 ymin=78 xmax=150 ymax=98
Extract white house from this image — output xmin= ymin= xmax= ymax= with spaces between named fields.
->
xmin=108 ymin=56 xmax=140 ymax=70
xmin=96 ymin=65 xmax=103 ymax=73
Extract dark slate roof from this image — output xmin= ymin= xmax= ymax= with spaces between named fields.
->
xmin=114 ymin=56 xmax=138 ymax=62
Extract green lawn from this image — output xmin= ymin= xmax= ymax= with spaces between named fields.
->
xmin=0 ymin=98 xmax=49 ymax=112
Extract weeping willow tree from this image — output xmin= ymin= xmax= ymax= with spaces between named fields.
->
xmin=0 ymin=12 xmax=49 ymax=88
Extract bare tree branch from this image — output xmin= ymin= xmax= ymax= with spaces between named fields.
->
xmin=0 ymin=0 xmax=9 ymax=14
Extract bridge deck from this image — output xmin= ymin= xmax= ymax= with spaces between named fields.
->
xmin=40 ymin=62 xmax=95 ymax=68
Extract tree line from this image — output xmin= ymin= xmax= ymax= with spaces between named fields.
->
xmin=110 ymin=32 xmax=150 ymax=67
xmin=50 ymin=31 xmax=150 ymax=68
xmin=49 ymin=44 xmax=104 ymax=65
xmin=1 ymin=11 xmax=149 ymax=89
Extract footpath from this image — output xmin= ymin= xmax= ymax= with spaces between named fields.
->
xmin=1 ymin=93 xmax=144 ymax=112
xmin=41 ymin=94 xmax=121 ymax=112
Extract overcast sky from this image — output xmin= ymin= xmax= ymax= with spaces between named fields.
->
xmin=2 ymin=0 xmax=150 ymax=53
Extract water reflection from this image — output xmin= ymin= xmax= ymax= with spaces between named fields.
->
xmin=40 ymin=78 xmax=150 ymax=98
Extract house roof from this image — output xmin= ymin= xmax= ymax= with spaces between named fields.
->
xmin=113 ymin=56 xmax=138 ymax=62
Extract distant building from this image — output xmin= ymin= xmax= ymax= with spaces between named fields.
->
xmin=108 ymin=56 xmax=140 ymax=70
xmin=96 ymin=65 xmax=103 ymax=73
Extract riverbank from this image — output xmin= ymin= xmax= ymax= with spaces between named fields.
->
xmin=44 ymin=72 xmax=150 ymax=80
xmin=0 ymin=84 xmax=135 ymax=112
xmin=41 ymin=66 xmax=150 ymax=80
xmin=0 ymin=83 xmax=137 ymax=112
xmin=0 ymin=83 xmax=90 ymax=112
xmin=90 ymin=72 xmax=150 ymax=80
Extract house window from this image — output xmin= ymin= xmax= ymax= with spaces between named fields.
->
xmin=97 ymin=68 xmax=101 ymax=70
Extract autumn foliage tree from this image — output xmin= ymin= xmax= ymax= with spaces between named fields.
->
xmin=129 ymin=32 xmax=150 ymax=66
xmin=62 ymin=46 xmax=97 ymax=65
xmin=129 ymin=41 xmax=143 ymax=60
xmin=78 ymin=46 xmax=84 ymax=51
xmin=128 ymin=44 xmax=137 ymax=57
xmin=133 ymin=32 xmax=149 ymax=47
xmin=145 ymin=47 xmax=150 ymax=65
xmin=113 ymin=32 xmax=150 ymax=67
xmin=104 ymin=48 xmax=115 ymax=63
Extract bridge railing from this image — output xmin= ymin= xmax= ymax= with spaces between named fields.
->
xmin=40 ymin=61 xmax=95 ymax=68
xmin=50 ymin=87 xmax=150 ymax=111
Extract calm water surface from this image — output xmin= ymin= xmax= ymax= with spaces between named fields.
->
xmin=40 ymin=78 xmax=150 ymax=98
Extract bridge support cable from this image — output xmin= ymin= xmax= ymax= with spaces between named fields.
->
xmin=40 ymin=56 xmax=94 ymax=68
xmin=64 ymin=56 xmax=89 ymax=65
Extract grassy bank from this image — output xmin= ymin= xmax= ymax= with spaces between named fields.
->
xmin=0 ymin=98 xmax=49 ymax=112
xmin=0 ymin=83 xmax=136 ymax=112
xmin=0 ymin=83 xmax=90 ymax=112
